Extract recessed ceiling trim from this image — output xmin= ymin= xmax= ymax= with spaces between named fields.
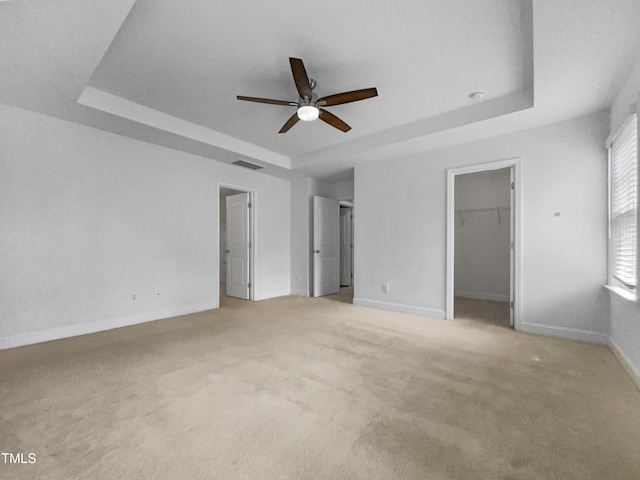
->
xmin=293 ymin=90 xmax=534 ymax=168
xmin=77 ymin=86 xmax=291 ymax=170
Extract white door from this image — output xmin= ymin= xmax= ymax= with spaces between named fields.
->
xmin=226 ymin=192 xmax=250 ymax=299
xmin=509 ymin=167 xmax=515 ymax=327
xmin=313 ymin=196 xmax=340 ymax=297
xmin=340 ymin=207 xmax=353 ymax=286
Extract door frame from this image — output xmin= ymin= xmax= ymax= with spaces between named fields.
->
xmin=445 ymin=158 xmax=522 ymax=328
xmin=218 ymin=183 xmax=256 ymax=301
xmin=339 ymin=200 xmax=355 ymax=291
xmin=339 ymin=206 xmax=353 ymax=287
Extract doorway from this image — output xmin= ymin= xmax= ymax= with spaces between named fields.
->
xmin=336 ymin=203 xmax=355 ymax=303
xmin=312 ymin=195 xmax=341 ymax=297
xmin=219 ymin=185 xmax=254 ymax=301
xmin=446 ymin=159 xmax=521 ymax=328
xmin=311 ymin=196 xmax=356 ymax=302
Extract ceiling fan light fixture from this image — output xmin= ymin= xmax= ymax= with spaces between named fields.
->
xmin=297 ymin=105 xmax=319 ymax=121
xmin=237 ymin=57 xmax=376 ymax=133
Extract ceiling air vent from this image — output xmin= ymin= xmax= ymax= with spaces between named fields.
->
xmin=233 ymin=160 xmax=263 ymax=171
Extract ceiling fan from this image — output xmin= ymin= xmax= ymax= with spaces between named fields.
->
xmin=237 ymin=57 xmax=378 ymax=134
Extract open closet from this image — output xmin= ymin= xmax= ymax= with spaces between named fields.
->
xmin=454 ymin=167 xmax=512 ymax=327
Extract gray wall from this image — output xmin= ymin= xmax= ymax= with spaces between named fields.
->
xmin=0 ymin=103 xmax=291 ymax=348
xmin=354 ymin=112 xmax=609 ymax=343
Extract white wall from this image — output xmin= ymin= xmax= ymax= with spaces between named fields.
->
xmin=355 ymin=112 xmax=609 ymax=343
xmin=332 ymin=179 xmax=355 ymax=201
xmin=0 ymin=103 xmax=290 ymax=348
xmin=609 ymin=61 xmax=640 ymax=136
xmin=454 ymin=168 xmax=511 ymax=301
xmin=290 ymin=177 xmax=311 ymax=296
xmin=608 ymin=60 xmax=640 ymax=378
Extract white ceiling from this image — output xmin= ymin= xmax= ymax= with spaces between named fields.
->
xmin=1 ymin=0 xmax=639 ymax=180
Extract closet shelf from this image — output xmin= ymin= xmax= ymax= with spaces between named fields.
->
xmin=455 ymin=206 xmax=510 ymax=227
xmin=455 ymin=207 xmax=510 ymax=214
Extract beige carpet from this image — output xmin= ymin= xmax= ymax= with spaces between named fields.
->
xmin=329 ymin=286 xmax=355 ymax=304
xmin=454 ymin=296 xmax=511 ymax=328
xmin=1 ymin=294 xmax=639 ymax=479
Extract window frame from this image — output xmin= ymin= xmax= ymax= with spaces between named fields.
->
xmin=607 ymin=113 xmax=639 ymax=301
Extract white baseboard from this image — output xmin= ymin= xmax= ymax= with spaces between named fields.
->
xmin=0 ymin=301 xmax=218 ymax=350
xmin=455 ymin=291 xmax=510 ymax=302
xmin=254 ymin=289 xmax=291 ymax=301
xmin=609 ymin=337 xmax=640 ymax=392
xmin=353 ymin=298 xmax=446 ymax=319
xmin=291 ymin=289 xmax=309 ymax=297
xmin=518 ymin=322 xmax=609 ymax=344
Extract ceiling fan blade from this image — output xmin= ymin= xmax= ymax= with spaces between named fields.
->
xmin=279 ymin=113 xmax=300 ymax=133
xmin=319 ymin=109 xmax=351 ymax=132
xmin=318 ymin=88 xmax=378 ymax=107
xmin=289 ymin=57 xmax=313 ymax=98
xmin=237 ymin=96 xmax=297 ymax=106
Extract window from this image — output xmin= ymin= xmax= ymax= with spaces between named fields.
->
xmin=608 ymin=114 xmax=638 ymax=298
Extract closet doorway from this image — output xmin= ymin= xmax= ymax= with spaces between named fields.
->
xmin=219 ymin=185 xmax=254 ymax=301
xmin=446 ymin=159 xmax=521 ymax=328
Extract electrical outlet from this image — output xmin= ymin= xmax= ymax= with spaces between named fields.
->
xmin=382 ymin=284 xmax=390 ymax=293
xmin=132 ymin=294 xmax=136 ymax=300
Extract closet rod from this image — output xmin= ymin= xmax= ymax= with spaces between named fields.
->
xmin=455 ymin=206 xmax=510 ymax=214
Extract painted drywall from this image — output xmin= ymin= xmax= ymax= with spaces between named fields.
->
xmin=0 ymin=103 xmax=290 ymax=348
xmin=355 ymin=112 xmax=609 ymax=342
xmin=609 ymin=297 xmax=640 ymax=380
xmin=454 ymin=168 xmax=511 ymax=301
xmin=609 ymin=61 xmax=640 ymax=136
xmin=332 ymin=179 xmax=355 ymax=201
xmin=608 ymin=61 xmax=640 ymax=378
xmin=290 ymin=177 xmax=311 ymax=296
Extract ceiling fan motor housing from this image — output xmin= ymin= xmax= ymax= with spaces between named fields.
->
xmin=298 ymin=92 xmax=319 ymax=108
